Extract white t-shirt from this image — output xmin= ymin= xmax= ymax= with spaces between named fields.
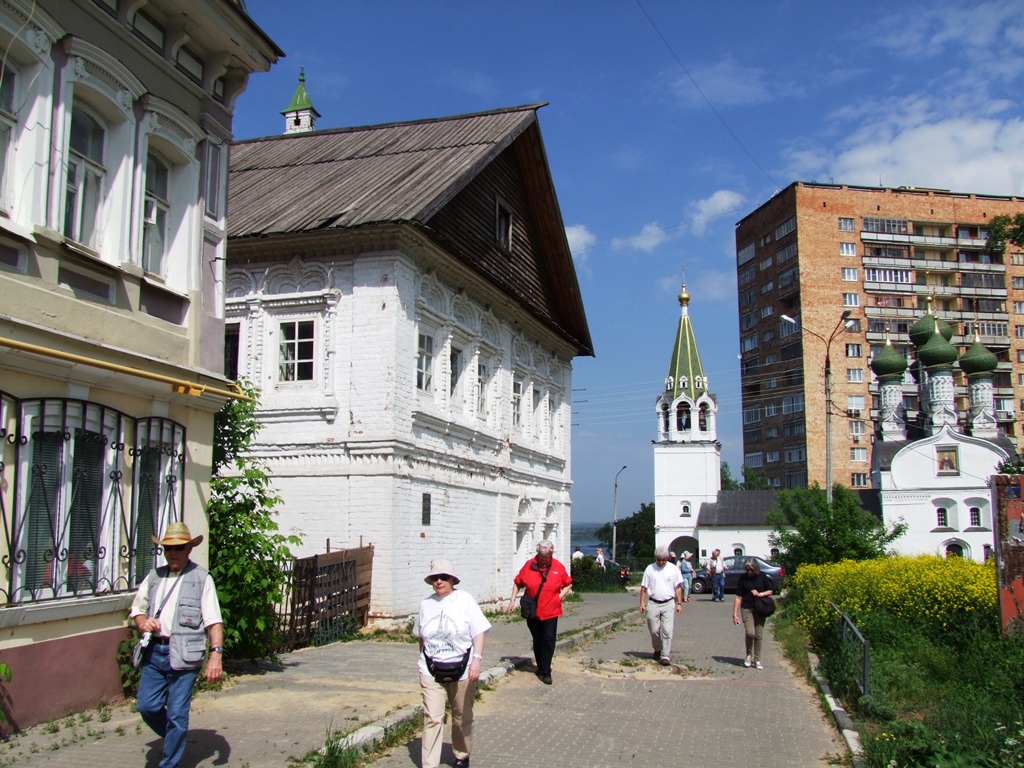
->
xmin=129 ymin=566 xmax=222 ymax=638
xmin=641 ymin=562 xmax=683 ymax=602
xmin=414 ymin=589 xmax=491 ymax=680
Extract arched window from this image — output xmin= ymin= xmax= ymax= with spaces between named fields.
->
xmin=64 ymin=105 xmax=106 ymax=248
xmin=969 ymin=507 xmax=981 ymax=527
xmin=698 ymin=403 xmax=708 ymax=431
xmin=945 ymin=543 xmax=963 ymax=558
xmin=676 ymin=403 xmax=691 ymax=431
xmin=660 ymin=403 xmax=669 ymax=434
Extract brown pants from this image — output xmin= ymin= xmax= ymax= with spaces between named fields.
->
xmin=741 ymin=607 xmax=766 ymax=662
xmin=420 ymin=674 xmax=476 ymax=768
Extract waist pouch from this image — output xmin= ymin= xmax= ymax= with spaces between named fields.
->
xmin=424 ymin=648 xmax=471 ymax=683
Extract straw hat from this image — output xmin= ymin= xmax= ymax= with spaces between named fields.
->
xmin=681 ymin=550 xmax=692 ymax=559
xmin=152 ymin=521 xmax=203 ymax=548
xmin=424 ymin=559 xmax=461 ymax=585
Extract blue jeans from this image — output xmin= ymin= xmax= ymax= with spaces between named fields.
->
xmin=712 ymin=574 xmax=725 ymax=601
xmin=137 ymin=643 xmax=201 ymax=768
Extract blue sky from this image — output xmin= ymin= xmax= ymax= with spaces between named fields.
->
xmin=234 ymin=0 xmax=1024 ymax=524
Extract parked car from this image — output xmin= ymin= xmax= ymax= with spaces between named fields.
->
xmin=690 ymin=556 xmax=783 ymax=595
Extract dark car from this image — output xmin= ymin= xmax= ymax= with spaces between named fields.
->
xmin=689 ymin=555 xmax=783 ymax=595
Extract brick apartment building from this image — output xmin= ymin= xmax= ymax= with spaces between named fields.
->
xmin=735 ymin=182 xmax=1024 ymax=491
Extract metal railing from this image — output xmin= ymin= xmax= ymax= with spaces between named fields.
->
xmin=829 ymin=599 xmax=870 ymax=696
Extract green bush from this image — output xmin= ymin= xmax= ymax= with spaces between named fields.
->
xmin=569 ymin=557 xmax=625 ymax=592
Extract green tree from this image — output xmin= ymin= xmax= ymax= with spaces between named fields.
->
xmin=985 ymin=213 xmax=1024 ymax=257
xmin=766 ymin=484 xmax=906 ymax=576
xmin=741 ymin=466 xmax=773 ymax=490
xmin=208 ymin=382 xmax=301 ymax=661
xmin=997 ymin=454 xmax=1024 ymax=474
xmin=594 ymin=502 xmax=655 ymax=561
xmin=721 ymin=462 xmax=741 ymax=491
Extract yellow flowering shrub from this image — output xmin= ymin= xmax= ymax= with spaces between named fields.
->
xmin=792 ymin=555 xmax=998 ymax=643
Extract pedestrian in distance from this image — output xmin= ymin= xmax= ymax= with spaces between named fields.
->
xmin=733 ymin=557 xmax=775 ymax=669
xmin=639 ymin=546 xmax=683 ymax=665
xmin=415 ymin=560 xmax=491 ymax=768
xmin=508 ymin=540 xmax=572 ymax=685
xmin=595 ymin=547 xmax=606 ymax=570
xmin=709 ymin=548 xmax=726 ymax=602
xmin=678 ymin=550 xmax=694 ymax=602
xmin=571 ymin=545 xmax=584 ymax=561
xmin=130 ymin=522 xmax=224 ymax=768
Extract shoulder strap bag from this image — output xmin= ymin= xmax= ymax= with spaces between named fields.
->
xmin=520 ymin=563 xmax=550 ymax=620
xmin=132 ymin=571 xmax=182 ymax=668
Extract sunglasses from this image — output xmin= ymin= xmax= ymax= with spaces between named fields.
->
xmin=164 ymin=544 xmax=189 ymax=552
xmin=430 ymin=574 xmax=453 ymax=583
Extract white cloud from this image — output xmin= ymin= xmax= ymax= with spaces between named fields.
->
xmin=669 ymin=56 xmax=799 ymax=108
xmin=565 ymin=224 xmax=597 ymax=276
xmin=687 ymin=190 xmax=745 ymax=237
xmin=611 ymin=222 xmax=667 ymax=253
xmin=693 ymin=269 xmax=735 ymax=302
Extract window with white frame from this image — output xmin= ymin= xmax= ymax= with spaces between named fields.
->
xmin=761 ymin=305 xmax=774 ymax=318
xmin=64 ymin=105 xmax=106 ymax=248
xmin=865 ymin=268 xmax=912 ymax=283
xmin=764 ymin=402 xmax=779 ymax=417
xmin=782 ymin=395 xmax=804 ymax=414
xmin=744 ymin=452 xmax=764 ymax=468
xmin=840 ymin=242 xmax=856 ymax=256
xmin=775 ymin=216 xmax=795 ymax=239
xmin=843 ymin=293 xmax=860 ymax=307
xmin=849 ymin=420 xmax=866 ymax=435
xmin=766 ymin=450 xmax=780 ymax=463
xmin=846 ymin=343 xmax=862 ymax=357
xmin=839 ymin=217 xmax=854 ymax=231
xmin=847 ymin=368 xmax=863 ymax=383
xmin=743 ymin=404 xmax=762 ymax=424
xmin=417 ymin=331 xmax=434 ymax=392
xmin=842 ymin=268 xmax=858 ymax=281
xmin=512 ymin=377 xmax=523 ymax=430
xmin=851 ymin=447 xmax=868 ymax=462
xmin=851 ymin=473 xmax=868 ymax=487
xmin=142 ymin=152 xmax=170 ymax=274
xmin=278 ymin=320 xmax=315 ymax=382
xmin=847 ymin=395 xmax=865 ymax=414
xmin=784 ymin=447 xmax=806 ymax=463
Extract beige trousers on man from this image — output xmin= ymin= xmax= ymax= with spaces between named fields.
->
xmin=420 ymin=674 xmax=476 ymax=768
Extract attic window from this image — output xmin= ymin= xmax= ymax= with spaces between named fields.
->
xmin=495 ymin=200 xmax=512 ymax=251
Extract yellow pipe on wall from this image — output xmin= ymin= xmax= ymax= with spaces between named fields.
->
xmin=0 ymin=336 xmax=251 ymax=402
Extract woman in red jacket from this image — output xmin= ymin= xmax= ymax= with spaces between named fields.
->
xmin=507 ymin=540 xmax=572 ymax=685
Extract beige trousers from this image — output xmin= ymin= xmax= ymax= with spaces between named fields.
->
xmin=419 ymin=673 xmax=476 ymax=768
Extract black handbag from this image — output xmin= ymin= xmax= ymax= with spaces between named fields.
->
xmin=520 ymin=563 xmax=550 ymax=620
xmin=423 ymin=648 xmax=471 ymax=683
xmin=753 ymin=595 xmax=776 ymax=617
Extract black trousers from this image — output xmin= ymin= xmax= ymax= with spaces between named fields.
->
xmin=526 ymin=616 xmax=558 ymax=675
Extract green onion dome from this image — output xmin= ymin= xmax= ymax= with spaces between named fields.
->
xmin=958 ymin=338 xmax=998 ymax=376
xmin=917 ymin=328 xmax=959 ymax=368
xmin=871 ymin=339 xmax=908 ymax=379
xmin=909 ymin=312 xmax=953 ymax=348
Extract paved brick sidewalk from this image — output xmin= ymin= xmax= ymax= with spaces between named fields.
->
xmin=2 ymin=592 xmax=637 ymax=767
xmin=372 ymin=595 xmax=847 ymax=768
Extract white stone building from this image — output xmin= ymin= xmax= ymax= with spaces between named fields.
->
xmin=226 ymin=97 xmax=593 ymax=617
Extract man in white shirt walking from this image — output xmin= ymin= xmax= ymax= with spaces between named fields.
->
xmin=639 ymin=547 xmax=684 ymax=665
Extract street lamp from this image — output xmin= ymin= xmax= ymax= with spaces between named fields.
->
xmin=612 ymin=464 xmax=627 ymax=562
xmin=780 ymin=310 xmax=853 ymax=506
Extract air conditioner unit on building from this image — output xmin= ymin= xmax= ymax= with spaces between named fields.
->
xmin=852 ymin=435 xmax=861 ymax=443
xmin=847 ymin=409 xmax=861 ymax=417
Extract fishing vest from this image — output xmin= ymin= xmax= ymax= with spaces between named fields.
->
xmin=147 ymin=562 xmax=209 ymax=670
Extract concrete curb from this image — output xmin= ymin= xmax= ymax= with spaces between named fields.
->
xmin=332 ymin=607 xmax=643 ymax=755
xmin=808 ymin=652 xmax=866 ymax=768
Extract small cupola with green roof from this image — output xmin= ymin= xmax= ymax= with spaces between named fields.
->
xmin=873 ymin=333 xmax=908 ymax=441
xmin=281 ymin=68 xmax=320 ymax=134
xmin=656 ymin=277 xmax=716 ymax=443
xmin=961 ymin=333 xmax=1000 ymax=438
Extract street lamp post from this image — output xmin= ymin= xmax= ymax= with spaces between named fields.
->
xmin=612 ymin=464 xmax=627 ymax=562
xmin=780 ymin=310 xmax=852 ymax=506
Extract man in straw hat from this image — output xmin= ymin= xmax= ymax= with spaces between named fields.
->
xmin=414 ymin=559 xmax=490 ymax=768
xmin=130 ymin=521 xmax=223 ymax=768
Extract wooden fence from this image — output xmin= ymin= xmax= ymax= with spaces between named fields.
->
xmin=274 ymin=545 xmax=374 ymax=652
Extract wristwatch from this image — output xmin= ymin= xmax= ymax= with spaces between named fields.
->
xmin=471 ymin=653 xmax=483 ymax=660
xmin=211 ymin=646 xmax=224 ymax=654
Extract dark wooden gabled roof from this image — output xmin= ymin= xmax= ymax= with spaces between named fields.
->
xmin=227 ymin=103 xmax=592 ymax=356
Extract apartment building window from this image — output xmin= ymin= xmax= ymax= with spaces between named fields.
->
xmin=764 ymin=402 xmax=779 ymax=417
xmin=1014 ymin=277 xmax=1024 ymax=290
xmin=1016 ymin=326 xmax=1024 ymax=340
xmin=847 ymin=395 xmax=865 ymax=415
xmin=765 ymin=426 xmax=779 ymax=439
xmin=763 ymin=329 xmax=776 ymax=342
xmin=783 ymin=420 xmax=804 ymax=437
xmin=278 ymin=320 xmax=315 ymax=382
xmin=849 ymin=420 xmax=866 ymax=436
xmin=1017 ymin=349 xmax=1024 ymax=363
xmin=786 ymin=471 xmax=808 ymax=489
xmin=846 ymin=344 xmax=862 ymax=357
xmin=964 ymin=321 xmax=1008 ymax=337
xmin=863 ymin=217 xmax=908 ymax=234
xmin=141 ymin=152 xmax=170 ymax=275
xmin=838 ymin=217 xmax=854 ymax=231
xmin=766 ymin=450 xmax=780 ymax=463
xmin=743 ymin=404 xmax=762 ymax=425
xmin=781 ymin=343 xmax=802 ymax=361
xmin=851 ymin=447 xmax=868 ymax=462
xmin=847 ymin=368 xmax=863 ymax=383
xmin=64 ymin=105 xmax=106 ymax=248
xmin=744 ymin=452 xmax=764 ymax=468
xmin=740 ymin=288 xmax=757 ymax=308
xmin=761 ymin=280 xmax=774 ymax=294
xmin=784 ymin=447 xmax=806 ymax=463
xmin=843 ymin=293 xmax=860 ymax=307
xmin=776 ymin=243 xmax=797 ymax=264
xmin=738 ymin=264 xmax=756 ymax=285
xmin=761 ymin=305 xmax=774 ymax=318
xmin=779 ymin=318 xmax=799 ymax=338
xmin=741 ymin=334 xmax=759 ymax=352
xmin=741 ymin=357 xmax=760 ymax=375
xmin=778 ymin=266 xmax=798 ymax=288
xmin=760 ymin=256 xmax=773 ymax=271
xmin=764 ymin=352 xmax=778 ymax=365
xmin=840 ymin=242 xmax=856 ymax=256
xmin=775 ymin=216 xmax=795 ymax=240
xmin=417 ymin=332 xmax=434 ymax=392
xmin=1015 ymin=302 xmax=1024 ymax=314
xmin=865 ymin=268 xmax=912 ymax=283
xmin=842 ymin=268 xmax=858 ymax=281
xmin=851 ymin=473 xmax=868 ymax=487
xmin=846 ymin=318 xmax=861 ymax=332
xmin=738 ymin=242 xmax=755 ymax=265
xmin=1013 ymin=254 xmax=1024 ymax=267
xmin=765 ymin=377 xmax=779 ymax=390
xmin=782 ymin=395 xmax=804 ymax=414
xmin=758 ymin=233 xmax=772 ymax=248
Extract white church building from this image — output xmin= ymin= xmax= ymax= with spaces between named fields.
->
xmin=654 ymin=287 xmax=1007 ymax=565
xmin=225 ymin=81 xmax=592 ymax=617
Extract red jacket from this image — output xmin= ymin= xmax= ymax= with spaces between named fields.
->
xmin=514 ymin=557 xmax=572 ymax=621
